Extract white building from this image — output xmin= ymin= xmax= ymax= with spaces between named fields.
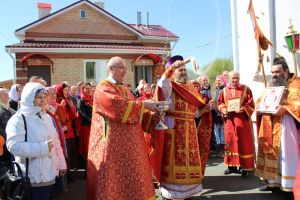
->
xmin=230 ymin=0 xmax=300 ymax=101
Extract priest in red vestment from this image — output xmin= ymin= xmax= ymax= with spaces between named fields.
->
xmin=87 ymin=56 xmax=160 ymax=200
xmin=255 ymin=57 xmax=300 ymax=198
xmin=152 ymin=55 xmax=207 ymax=199
xmin=217 ymin=71 xmax=255 ymax=177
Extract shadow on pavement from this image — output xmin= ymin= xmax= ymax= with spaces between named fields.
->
xmin=56 ymin=170 xmax=87 ymax=200
xmin=206 ymin=155 xmax=224 ymax=167
xmin=202 ymin=174 xmax=259 ymax=193
xmin=189 ymin=193 xmax=287 ymax=200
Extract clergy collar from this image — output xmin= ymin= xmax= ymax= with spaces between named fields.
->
xmin=106 ymin=76 xmax=121 ymax=84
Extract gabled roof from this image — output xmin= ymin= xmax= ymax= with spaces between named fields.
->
xmin=15 ymin=0 xmax=178 ymax=41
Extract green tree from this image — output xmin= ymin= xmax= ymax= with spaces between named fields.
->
xmin=186 ymin=58 xmax=233 ymax=82
xmin=202 ymin=58 xmax=233 ymax=84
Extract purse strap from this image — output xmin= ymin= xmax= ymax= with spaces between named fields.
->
xmin=21 ymin=114 xmax=29 ymax=178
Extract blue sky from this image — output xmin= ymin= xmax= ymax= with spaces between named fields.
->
xmin=0 ymin=0 xmax=232 ymax=82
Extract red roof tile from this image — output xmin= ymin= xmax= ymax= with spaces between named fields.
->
xmin=6 ymin=42 xmax=170 ymax=51
xmin=129 ymin=24 xmax=179 ymax=38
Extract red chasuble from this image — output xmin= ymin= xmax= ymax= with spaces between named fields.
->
xmin=256 ymin=77 xmax=300 ymax=182
xmin=197 ymin=97 xmax=213 ymax=177
xmin=150 ymin=66 xmax=207 ymax=186
xmin=161 ymin=81 xmax=206 ymax=185
xmin=87 ymin=80 xmax=155 ymax=200
xmin=218 ymin=84 xmax=255 ymax=170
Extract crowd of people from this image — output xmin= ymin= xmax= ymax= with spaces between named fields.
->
xmin=0 ymin=55 xmax=299 ymax=200
xmin=0 ymin=76 xmax=96 ymax=199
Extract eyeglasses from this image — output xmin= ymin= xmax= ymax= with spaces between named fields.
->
xmin=113 ymin=64 xmax=127 ymax=70
xmin=118 ymin=66 xmax=127 ymax=70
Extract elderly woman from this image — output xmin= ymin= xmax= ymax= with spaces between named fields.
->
xmin=0 ymin=88 xmax=15 ymax=168
xmin=6 ymin=82 xmax=67 ymax=200
xmin=8 ymin=84 xmax=22 ymax=111
xmin=46 ymin=86 xmax=67 ymax=159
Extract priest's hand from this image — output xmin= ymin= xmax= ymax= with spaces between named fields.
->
xmin=221 ymin=108 xmax=228 ymax=116
xmin=235 ymin=107 xmax=245 ymax=114
xmin=171 ymin=60 xmax=185 ymax=69
xmin=273 ymin=105 xmax=286 ymax=116
xmin=144 ymin=101 xmax=160 ymax=112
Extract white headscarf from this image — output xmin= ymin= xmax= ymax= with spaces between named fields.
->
xmin=18 ymin=82 xmax=46 ymax=115
xmin=8 ymin=84 xmax=21 ymax=102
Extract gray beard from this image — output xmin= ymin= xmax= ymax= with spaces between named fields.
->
xmin=269 ymin=76 xmax=287 ymax=87
xmin=174 ymin=76 xmax=188 ymax=84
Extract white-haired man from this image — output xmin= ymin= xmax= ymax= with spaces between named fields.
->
xmin=87 ymin=56 xmax=160 ymax=200
xmin=217 ymin=71 xmax=255 ymax=177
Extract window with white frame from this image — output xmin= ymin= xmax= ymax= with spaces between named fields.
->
xmin=85 ymin=61 xmax=95 ymax=82
xmin=84 ymin=60 xmax=108 ymax=83
xmin=80 ymin=9 xmax=87 ymax=19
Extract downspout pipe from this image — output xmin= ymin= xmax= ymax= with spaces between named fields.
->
xmin=6 ymin=49 xmax=16 ymax=84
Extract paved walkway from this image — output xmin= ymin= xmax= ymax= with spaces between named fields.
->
xmin=56 ymin=155 xmax=289 ymax=200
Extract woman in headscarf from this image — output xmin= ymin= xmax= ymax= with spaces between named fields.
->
xmin=46 ymin=86 xmax=67 ymax=158
xmin=46 ymin=86 xmax=58 ymax=114
xmin=136 ymin=83 xmax=154 ymax=159
xmin=46 ymin=85 xmax=68 ymax=193
xmin=6 ymin=82 xmax=66 ymax=200
xmin=137 ymin=83 xmax=153 ymax=100
xmin=55 ymin=83 xmax=78 ymax=172
xmin=78 ymin=83 xmax=93 ymax=168
xmin=8 ymin=84 xmax=22 ymax=111
xmin=190 ymin=79 xmax=201 ymax=93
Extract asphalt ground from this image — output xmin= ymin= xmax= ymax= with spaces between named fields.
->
xmin=56 ymin=154 xmax=289 ymax=200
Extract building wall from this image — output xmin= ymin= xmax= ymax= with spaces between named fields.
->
xmin=123 ymin=59 xmax=134 ymax=86
xmin=27 ymin=4 xmax=137 ymax=40
xmin=52 ymin=58 xmax=135 ymax=86
xmin=52 ymin=58 xmax=83 ymax=85
xmin=15 ymin=52 xmax=150 ymax=86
